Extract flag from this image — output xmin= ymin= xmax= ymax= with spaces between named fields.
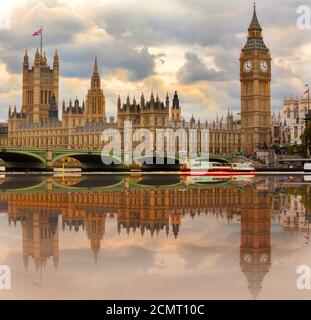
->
xmin=32 ymin=28 xmax=42 ymax=37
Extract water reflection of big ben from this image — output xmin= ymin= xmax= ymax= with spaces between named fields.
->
xmin=85 ymin=211 xmax=106 ymax=264
xmin=240 ymin=186 xmax=272 ymax=300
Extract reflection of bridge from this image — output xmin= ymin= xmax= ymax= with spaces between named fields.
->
xmin=0 ymin=147 xmax=232 ymax=171
xmin=0 ymin=174 xmax=255 ymax=194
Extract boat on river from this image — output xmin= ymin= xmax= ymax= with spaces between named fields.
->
xmin=304 ymin=163 xmax=311 ymax=173
xmin=181 ymin=160 xmax=255 ymax=175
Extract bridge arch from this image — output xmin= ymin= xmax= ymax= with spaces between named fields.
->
xmin=0 ymin=149 xmax=47 ymax=171
xmin=53 ymin=152 xmax=124 ymax=171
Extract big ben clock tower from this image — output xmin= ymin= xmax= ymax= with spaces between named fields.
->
xmin=240 ymin=4 xmax=271 ymax=154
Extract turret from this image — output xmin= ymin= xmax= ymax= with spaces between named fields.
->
xmin=43 ymin=51 xmax=47 ymax=65
xmin=165 ymin=92 xmax=169 ymax=109
xmin=74 ymin=98 xmax=79 ymax=110
xmin=140 ymin=93 xmax=145 ymax=108
xmin=85 ymin=56 xmax=106 ymax=123
xmin=171 ymin=91 xmax=181 ymax=121
xmin=23 ymin=50 xmax=29 ymax=69
xmin=62 ymin=99 xmax=65 ymax=113
xmin=91 ymin=56 xmax=100 ymax=89
xmin=34 ymin=48 xmax=40 ymax=66
xmin=172 ymin=91 xmax=179 ymax=109
xmin=53 ymin=49 xmax=59 ymax=68
xmin=227 ymin=110 xmax=234 ymax=130
xmin=117 ymin=95 xmax=121 ymax=111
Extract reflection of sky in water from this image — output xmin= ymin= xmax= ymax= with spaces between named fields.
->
xmin=0 ymin=175 xmax=310 ymax=300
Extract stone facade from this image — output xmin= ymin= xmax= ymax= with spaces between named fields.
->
xmin=4 ymin=50 xmax=242 ymax=155
xmin=270 ymin=95 xmax=311 ymax=147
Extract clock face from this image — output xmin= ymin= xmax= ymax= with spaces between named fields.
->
xmin=260 ymin=60 xmax=268 ymax=73
xmin=243 ymin=60 xmax=252 ymax=73
xmin=260 ymin=254 xmax=269 ymax=263
xmin=243 ymin=254 xmax=252 ymax=263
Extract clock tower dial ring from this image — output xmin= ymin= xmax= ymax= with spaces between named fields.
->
xmin=243 ymin=60 xmax=253 ymax=73
xmin=260 ymin=60 xmax=268 ymax=73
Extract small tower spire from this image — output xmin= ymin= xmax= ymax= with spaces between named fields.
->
xmin=53 ymin=49 xmax=59 ymax=65
xmin=24 ymin=49 xmax=28 ymax=60
xmin=117 ymin=95 xmax=121 ymax=110
xmin=165 ymin=92 xmax=169 ymax=108
xmin=94 ymin=56 xmax=98 ymax=73
xmin=23 ymin=50 xmax=29 ymax=69
xmin=140 ymin=92 xmax=145 ymax=108
xmin=90 ymin=56 xmax=100 ymax=89
xmin=173 ymin=90 xmax=179 ymax=109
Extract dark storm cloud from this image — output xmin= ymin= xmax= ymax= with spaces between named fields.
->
xmin=92 ymin=1 xmax=244 ymax=49
xmin=59 ymin=44 xmax=156 ymax=81
xmin=177 ymin=52 xmax=234 ymax=84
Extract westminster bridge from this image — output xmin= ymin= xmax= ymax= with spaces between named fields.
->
xmin=0 ymin=146 xmax=234 ymax=171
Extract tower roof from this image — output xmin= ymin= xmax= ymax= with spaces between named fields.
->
xmin=243 ymin=3 xmax=267 ymax=51
xmin=248 ymin=4 xmax=262 ymax=31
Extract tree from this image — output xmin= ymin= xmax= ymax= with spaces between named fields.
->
xmin=301 ymin=121 xmax=311 ymax=157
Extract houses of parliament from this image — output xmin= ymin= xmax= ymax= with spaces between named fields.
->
xmin=0 ymin=5 xmax=272 ymax=155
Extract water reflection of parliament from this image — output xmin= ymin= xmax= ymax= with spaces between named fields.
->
xmin=0 ymin=176 xmax=308 ymax=299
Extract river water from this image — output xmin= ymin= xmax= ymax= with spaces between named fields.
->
xmin=0 ymin=174 xmax=310 ymax=300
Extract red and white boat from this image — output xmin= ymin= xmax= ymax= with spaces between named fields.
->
xmin=181 ymin=160 xmax=255 ymax=175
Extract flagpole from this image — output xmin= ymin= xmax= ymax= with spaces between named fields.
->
xmin=308 ymin=84 xmax=310 ymax=113
xmin=40 ymin=26 xmax=43 ymax=55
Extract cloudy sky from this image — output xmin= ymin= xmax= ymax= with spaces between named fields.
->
xmin=0 ymin=0 xmax=310 ymax=122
